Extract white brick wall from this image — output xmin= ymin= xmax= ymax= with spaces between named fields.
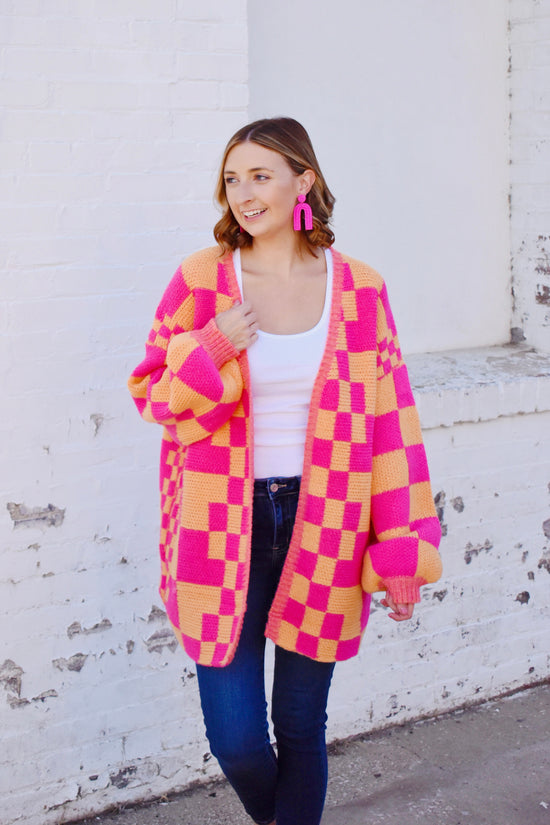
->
xmin=327 ymin=351 xmax=550 ymax=740
xmin=1 ymin=3 xmax=550 ymax=824
xmin=510 ymin=0 xmax=550 ymax=351
xmin=0 ymin=3 xmax=247 ymax=823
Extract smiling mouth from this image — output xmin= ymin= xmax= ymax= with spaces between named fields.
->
xmin=242 ymin=208 xmax=267 ymax=219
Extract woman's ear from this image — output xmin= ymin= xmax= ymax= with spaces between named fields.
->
xmin=298 ymin=169 xmax=316 ymax=195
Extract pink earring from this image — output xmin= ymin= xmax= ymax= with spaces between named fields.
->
xmin=293 ymin=194 xmax=313 ymax=231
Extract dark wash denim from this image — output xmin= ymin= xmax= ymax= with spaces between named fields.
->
xmin=196 ymin=476 xmax=335 ymax=825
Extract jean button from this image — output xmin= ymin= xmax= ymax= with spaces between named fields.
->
xmin=270 ymin=482 xmax=279 ymax=492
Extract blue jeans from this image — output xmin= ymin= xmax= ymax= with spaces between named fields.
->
xmin=196 ymin=477 xmax=335 ymax=825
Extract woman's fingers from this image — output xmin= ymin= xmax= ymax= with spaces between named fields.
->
xmin=381 ymin=595 xmax=414 ymax=622
xmin=215 ymin=301 xmax=258 ymax=350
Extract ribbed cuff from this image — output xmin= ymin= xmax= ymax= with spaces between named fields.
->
xmin=383 ymin=576 xmax=424 ymax=604
xmin=192 ymin=318 xmax=240 ymax=368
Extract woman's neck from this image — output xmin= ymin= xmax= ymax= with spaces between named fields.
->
xmin=242 ymin=233 xmax=318 ymax=280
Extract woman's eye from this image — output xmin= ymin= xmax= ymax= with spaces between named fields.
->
xmin=255 ymin=174 xmax=269 ymax=181
xmin=224 ymin=177 xmax=237 ymax=185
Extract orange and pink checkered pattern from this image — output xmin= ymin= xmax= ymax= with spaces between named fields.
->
xmin=129 ymin=247 xmax=442 ymax=666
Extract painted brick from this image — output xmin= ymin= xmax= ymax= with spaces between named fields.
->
xmin=2 ymin=45 xmax=93 ymax=78
xmin=220 ymin=80 xmax=248 ymax=109
xmin=52 ymin=79 xmax=142 ymax=110
xmin=1 ymin=1 xmax=248 ymax=816
xmin=0 ymin=78 xmax=50 ymax=107
xmin=196 ymin=52 xmax=247 ymax=83
xmin=169 ymin=79 xmax=220 ymax=110
xmin=129 ymin=19 xmax=208 ymax=52
xmin=510 ymin=0 xmax=550 ymax=351
xmin=1 ymin=109 xmax=98 ymax=141
xmin=0 ymin=142 xmax=28 ymax=171
xmin=176 ymin=0 xmax=246 ymax=21
xmin=208 ymin=22 xmax=247 ymax=52
xmin=510 ymin=16 xmax=550 ymax=44
xmin=90 ymin=49 xmax=177 ymax=82
xmin=96 ymin=0 xmax=178 ymax=19
xmin=40 ymin=16 xmax=132 ymax=48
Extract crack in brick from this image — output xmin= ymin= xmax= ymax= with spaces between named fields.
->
xmin=67 ymin=618 xmax=112 ymax=639
xmin=32 ymin=689 xmax=58 ymax=702
xmin=147 ymin=605 xmax=166 ymax=623
xmin=52 ymin=654 xmax=88 ymax=672
xmin=145 ymin=628 xmax=178 ymax=653
xmin=434 ymin=491 xmax=447 ymax=536
xmin=0 ymin=659 xmax=24 ymax=696
xmin=109 ymin=766 xmax=137 ymax=789
xmin=6 ymin=502 xmax=65 ymax=529
xmin=464 ymin=540 xmax=493 ymax=565
xmin=90 ymin=413 xmax=105 ymax=435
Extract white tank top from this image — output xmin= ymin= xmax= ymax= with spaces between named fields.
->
xmin=233 ymin=247 xmax=333 ymax=478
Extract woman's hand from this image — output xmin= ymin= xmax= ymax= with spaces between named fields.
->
xmin=215 ymin=301 xmax=259 ymax=351
xmin=380 ymin=594 xmax=415 ymax=622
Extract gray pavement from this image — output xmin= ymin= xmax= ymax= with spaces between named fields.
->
xmin=82 ymin=681 xmax=550 ymax=825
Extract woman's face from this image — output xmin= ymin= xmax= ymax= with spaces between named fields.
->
xmin=223 ymin=141 xmax=312 ymax=240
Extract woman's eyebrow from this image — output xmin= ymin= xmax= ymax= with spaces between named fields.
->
xmin=224 ymin=167 xmax=274 ymax=174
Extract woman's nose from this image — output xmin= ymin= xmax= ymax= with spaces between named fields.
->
xmin=236 ymin=181 xmax=253 ymax=203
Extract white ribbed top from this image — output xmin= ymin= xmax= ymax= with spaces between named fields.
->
xmin=233 ymin=247 xmax=333 ymax=478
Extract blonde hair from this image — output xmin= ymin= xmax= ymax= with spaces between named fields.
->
xmin=214 ymin=117 xmax=335 ymax=256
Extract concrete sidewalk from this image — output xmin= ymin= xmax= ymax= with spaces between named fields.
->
xmin=82 ymin=681 xmax=550 ymax=825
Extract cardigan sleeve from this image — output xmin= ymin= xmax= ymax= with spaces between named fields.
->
xmin=361 ymin=282 xmax=442 ymax=604
xmin=128 ymin=263 xmax=244 ymax=446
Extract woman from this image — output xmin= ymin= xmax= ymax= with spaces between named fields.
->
xmin=128 ymin=117 xmax=442 ymax=825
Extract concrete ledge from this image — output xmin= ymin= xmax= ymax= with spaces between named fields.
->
xmin=79 ymin=682 xmax=550 ymax=825
xmin=407 ymin=344 xmax=550 ymax=429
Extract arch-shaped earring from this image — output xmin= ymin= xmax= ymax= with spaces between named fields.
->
xmin=293 ymin=194 xmax=313 ymax=231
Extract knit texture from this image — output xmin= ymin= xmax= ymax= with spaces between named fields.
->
xmin=128 ymin=247 xmax=442 ymax=666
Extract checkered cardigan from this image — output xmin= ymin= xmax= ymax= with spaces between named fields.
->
xmin=128 ymin=246 xmax=442 ymax=666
